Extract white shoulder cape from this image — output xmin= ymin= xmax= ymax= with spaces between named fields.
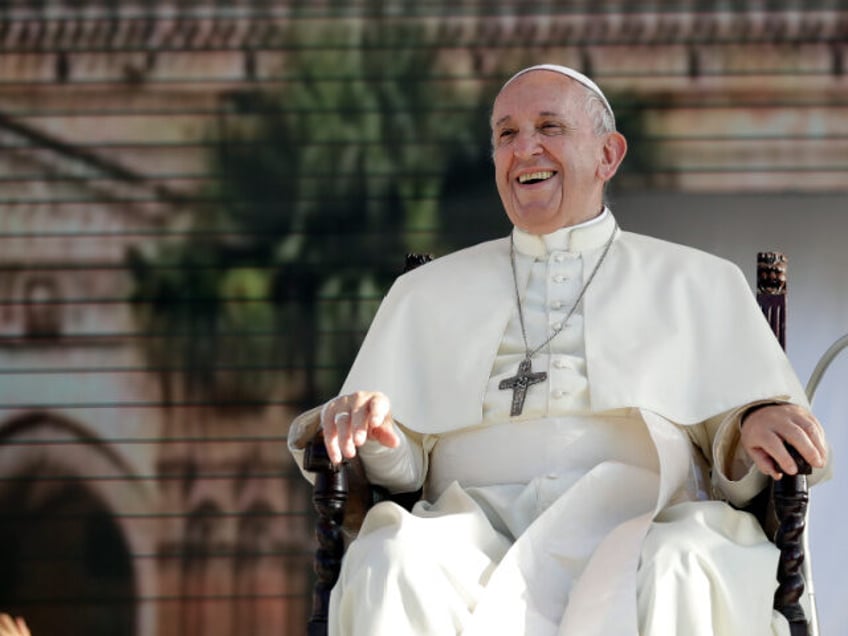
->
xmin=341 ymin=229 xmax=807 ymax=434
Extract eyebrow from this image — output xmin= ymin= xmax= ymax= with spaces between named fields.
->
xmin=492 ymin=110 xmax=566 ymax=129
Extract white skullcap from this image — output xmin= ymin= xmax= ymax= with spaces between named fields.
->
xmin=501 ymin=64 xmax=614 ymax=123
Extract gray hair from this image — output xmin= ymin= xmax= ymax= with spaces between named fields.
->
xmin=584 ymin=89 xmax=616 ymax=136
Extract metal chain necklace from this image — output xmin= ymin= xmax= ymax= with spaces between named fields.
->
xmin=499 ymin=226 xmax=617 ymax=416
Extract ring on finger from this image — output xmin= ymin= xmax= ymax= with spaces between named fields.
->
xmin=334 ymin=411 xmax=351 ymax=425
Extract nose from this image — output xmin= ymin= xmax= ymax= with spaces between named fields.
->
xmin=513 ymin=130 xmax=542 ymax=159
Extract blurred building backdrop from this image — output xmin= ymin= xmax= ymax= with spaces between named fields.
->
xmin=0 ymin=1 xmax=846 ymax=635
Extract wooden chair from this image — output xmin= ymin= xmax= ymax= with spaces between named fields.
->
xmin=300 ymin=251 xmax=815 ymax=636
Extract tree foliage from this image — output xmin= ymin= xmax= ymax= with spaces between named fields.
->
xmin=129 ymin=13 xmax=490 ymax=409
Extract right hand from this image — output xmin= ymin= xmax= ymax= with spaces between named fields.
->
xmin=740 ymin=402 xmax=827 ymax=480
xmin=320 ymin=391 xmax=400 ymax=465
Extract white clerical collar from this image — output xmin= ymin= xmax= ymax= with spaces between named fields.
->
xmin=511 ymin=207 xmax=616 ymax=258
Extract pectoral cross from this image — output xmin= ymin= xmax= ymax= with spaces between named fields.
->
xmin=499 ymin=357 xmax=547 ymax=416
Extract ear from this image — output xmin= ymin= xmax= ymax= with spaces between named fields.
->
xmin=597 ymin=131 xmax=628 ymax=182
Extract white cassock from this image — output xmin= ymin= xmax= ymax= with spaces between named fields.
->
xmin=288 ymin=210 xmax=829 ymax=635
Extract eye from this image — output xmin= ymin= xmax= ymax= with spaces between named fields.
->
xmin=493 ymin=128 xmax=515 ymax=147
xmin=539 ymin=122 xmax=565 ymax=135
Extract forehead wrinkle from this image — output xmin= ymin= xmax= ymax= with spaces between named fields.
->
xmin=537 ymin=109 xmax=569 ymax=121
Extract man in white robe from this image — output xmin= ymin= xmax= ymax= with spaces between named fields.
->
xmin=288 ymin=64 xmax=830 ymax=635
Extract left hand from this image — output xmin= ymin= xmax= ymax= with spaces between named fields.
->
xmin=740 ymin=403 xmax=828 ymax=480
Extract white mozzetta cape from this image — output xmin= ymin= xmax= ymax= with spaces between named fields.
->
xmin=340 ymin=225 xmax=808 ymax=434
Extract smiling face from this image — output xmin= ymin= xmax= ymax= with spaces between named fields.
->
xmin=491 ymin=70 xmax=627 ymax=234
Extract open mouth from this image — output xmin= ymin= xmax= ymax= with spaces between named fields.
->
xmin=517 ymin=170 xmax=555 ymax=185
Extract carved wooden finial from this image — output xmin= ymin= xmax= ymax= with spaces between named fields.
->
xmin=757 ymin=252 xmax=787 ymax=296
xmin=404 ymin=252 xmax=434 ymax=273
xmin=757 ymin=252 xmax=787 ymax=351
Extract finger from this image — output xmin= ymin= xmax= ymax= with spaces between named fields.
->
xmin=780 ymin=419 xmax=825 ymax=470
xmin=0 ymin=615 xmax=21 ymax=636
xmin=747 ymin=447 xmax=783 ymax=480
xmin=334 ymin=410 xmax=356 ymax=458
xmin=800 ymin=416 xmax=828 ymax=466
xmin=15 ymin=618 xmax=30 ymax=636
xmin=348 ymin=393 xmax=373 ymax=447
xmin=748 ymin=426 xmax=798 ymax=476
xmin=370 ymin=425 xmax=400 ymax=448
xmin=368 ymin=393 xmax=390 ymax=423
xmin=320 ymin=400 xmax=344 ymax=464
xmin=323 ymin=430 xmax=343 ymax=465
xmin=349 ymin=392 xmax=393 ymax=447
xmin=367 ymin=394 xmax=393 ymax=438
xmin=367 ymin=395 xmax=400 ymax=447
xmin=780 ymin=407 xmax=828 ymax=465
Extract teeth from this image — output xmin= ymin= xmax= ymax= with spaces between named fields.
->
xmin=518 ymin=171 xmax=554 ymax=184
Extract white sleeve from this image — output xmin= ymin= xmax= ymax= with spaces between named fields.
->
xmin=357 ymin=424 xmax=429 ymax=494
xmin=710 ymin=405 xmax=768 ymax=507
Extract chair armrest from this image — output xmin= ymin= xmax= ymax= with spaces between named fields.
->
xmin=303 ymin=431 xmax=377 ymax=535
xmin=303 ymin=429 xmax=422 ymax=635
